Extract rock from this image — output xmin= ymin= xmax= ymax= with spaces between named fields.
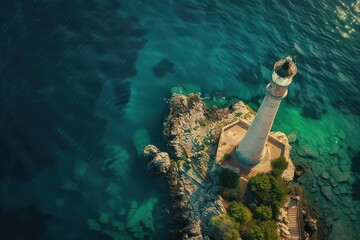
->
xmin=73 ymin=160 xmax=88 ymax=180
xmin=287 ymin=132 xmax=297 ymax=143
xmin=183 ymin=220 xmax=202 ymax=237
xmin=296 ymin=145 xmax=318 ymax=159
xmin=87 ymin=219 xmax=102 ymax=231
xmin=329 ymin=144 xmax=340 ymax=155
xmin=328 ymin=220 xmax=354 ymax=240
xmin=280 ymin=227 xmax=290 ymax=236
xmin=321 ymin=186 xmax=333 ymax=201
xmin=301 ymin=96 xmax=326 ymax=120
xmin=337 ymin=130 xmax=346 ymax=140
xmin=143 ymin=145 xmax=160 ymax=161
xmin=99 ymin=212 xmax=110 ymax=224
xmin=126 ymin=197 xmax=158 ymax=232
xmin=338 ymin=159 xmax=351 ymax=172
xmin=330 ymin=178 xmax=338 ymax=187
xmin=330 ymin=167 xmax=350 ymax=183
xmin=349 ymin=214 xmax=357 ymax=221
xmin=171 ymin=94 xmax=189 ymax=114
xmin=321 ymin=172 xmax=330 ymax=180
xmin=148 ymin=151 xmax=172 ymax=175
xmin=112 ymin=220 xmax=125 ymax=231
xmin=325 ymin=216 xmax=334 ymax=228
xmin=105 ymin=182 xmax=120 ymax=196
xmin=102 ymin=145 xmax=130 ymax=178
xmin=152 ymin=58 xmax=174 ymax=78
xmin=340 ymin=197 xmax=353 ymax=208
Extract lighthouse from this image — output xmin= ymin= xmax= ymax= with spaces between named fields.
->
xmin=236 ymin=56 xmax=297 ymax=165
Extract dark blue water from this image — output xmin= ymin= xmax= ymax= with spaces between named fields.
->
xmin=0 ymin=0 xmax=359 ymax=239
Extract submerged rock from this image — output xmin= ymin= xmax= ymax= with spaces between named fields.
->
xmin=126 ymin=197 xmax=159 ymax=233
xmin=321 ymin=186 xmax=333 ymax=201
xmin=73 ymin=160 xmax=88 ymax=180
xmin=102 ymin=145 xmax=130 ymax=178
xmin=152 ymin=59 xmax=174 ymax=78
xmin=287 ymin=132 xmax=297 ymax=143
xmin=328 ymin=220 xmax=354 ymax=240
xmin=330 ymin=167 xmax=350 ymax=183
xmin=296 ymin=145 xmax=318 ymax=159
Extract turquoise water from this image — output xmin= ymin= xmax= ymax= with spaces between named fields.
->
xmin=0 ymin=0 xmax=359 ymax=239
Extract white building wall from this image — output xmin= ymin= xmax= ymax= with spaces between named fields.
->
xmin=236 ymin=87 xmax=283 ymax=164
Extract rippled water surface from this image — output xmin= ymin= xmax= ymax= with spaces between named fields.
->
xmin=1 ymin=0 xmax=360 ymax=239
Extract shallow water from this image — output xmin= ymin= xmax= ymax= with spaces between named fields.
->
xmin=0 ymin=0 xmax=359 ymax=239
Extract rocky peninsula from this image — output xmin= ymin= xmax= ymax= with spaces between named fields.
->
xmin=143 ymin=93 xmax=318 ymax=240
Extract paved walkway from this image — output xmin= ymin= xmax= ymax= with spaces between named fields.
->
xmin=287 ymin=198 xmax=301 ymax=240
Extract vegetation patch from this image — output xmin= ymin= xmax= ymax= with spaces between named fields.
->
xmin=216 ymin=168 xmax=240 ymax=189
xmin=254 ymin=205 xmax=272 ymax=220
xmin=271 ymin=156 xmax=288 ymax=177
xmin=210 ymin=213 xmax=240 ymax=240
xmin=247 ymin=173 xmax=289 ymax=218
xmin=228 ymin=202 xmax=252 ymax=225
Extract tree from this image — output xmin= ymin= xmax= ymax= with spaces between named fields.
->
xmin=258 ymin=220 xmax=278 ymax=240
xmin=268 ymin=176 xmax=288 ymax=208
xmin=254 ymin=205 xmax=272 ymax=220
xmin=271 ymin=157 xmax=288 ymax=177
xmin=247 ymin=173 xmax=271 ymax=200
xmin=242 ymin=223 xmax=265 ymax=240
xmin=228 ymin=202 xmax=252 ymax=225
xmin=210 ymin=214 xmax=240 ymax=240
xmin=217 ymin=168 xmax=240 ymax=189
xmin=247 ymin=173 xmax=289 ymax=218
xmin=223 ymin=229 xmax=241 ymax=240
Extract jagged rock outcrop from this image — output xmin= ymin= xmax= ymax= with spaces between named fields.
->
xmin=144 ymin=145 xmax=171 ymax=175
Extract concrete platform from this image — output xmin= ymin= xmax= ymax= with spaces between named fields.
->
xmin=215 ymin=119 xmax=289 ymax=180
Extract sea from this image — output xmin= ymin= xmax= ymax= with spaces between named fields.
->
xmin=0 ymin=0 xmax=359 ymax=239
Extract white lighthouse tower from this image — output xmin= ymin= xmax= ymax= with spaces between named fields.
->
xmin=236 ymin=56 xmax=297 ymax=165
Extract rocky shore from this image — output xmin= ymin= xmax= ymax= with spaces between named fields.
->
xmin=143 ymin=93 xmax=318 ymax=239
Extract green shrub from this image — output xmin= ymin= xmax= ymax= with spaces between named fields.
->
xmin=268 ymin=176 xmax=288 ymax=209
xmin=178 ymin=156 xmax=187 ymax=161
xmin=210 ymin=214 xmax=240 ymax=240
xmin=224 ymin=153 xmax=232 ymax=161
xmin=254 ymin=205 xmax=272 ymax=220
xmin=248 ymin=173 xmax=271 ymax=198
xmin=242 ymin=223 xmax=265 ymax=240
xmin=228 ymin=202 xmax=252 ymax=225
xmin=271 ymin=157 xmax=288 ymax=177
xmin=247 ymin=173 xmax=289 ymax=218
xmin=223 ymin=229 xmax=241 ymax=240
xmin=217 ymin=168 xmax=240 ymax=189
xmin=235 ymin=112 xmax=242 ymax=117
xmin=258 ymin=220 xmax=278 ymax=240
